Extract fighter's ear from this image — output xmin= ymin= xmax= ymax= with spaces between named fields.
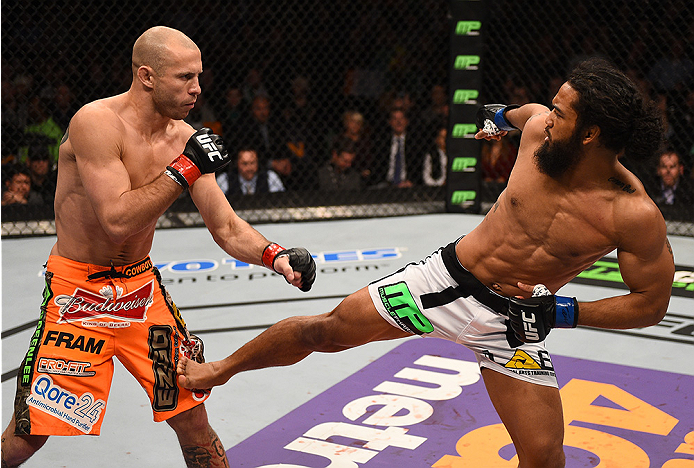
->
xmin=137 ymin=66 xmax=155 ymax=90
xmin=582 ymin=125 xmax=600 ymax=145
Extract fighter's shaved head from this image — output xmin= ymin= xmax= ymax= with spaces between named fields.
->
xmin=132 ymin=26 xmax=198 ymax=75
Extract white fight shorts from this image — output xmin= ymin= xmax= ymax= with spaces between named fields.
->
xmin=367 ymin=240 xmax=557 ymax=387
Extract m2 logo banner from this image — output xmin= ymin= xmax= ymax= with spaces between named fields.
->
xmin=226 ymin=339 xmax=694 ymax=467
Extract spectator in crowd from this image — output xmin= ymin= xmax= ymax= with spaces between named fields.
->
xmin=240 ymin=95 xmax=281 ymax=170
xmin=318 ymin=138 xmax=362 ymax=192
xmin=217 ymin=148 xmax=285 ymax=195
xmin=281 ymin=76 xmax=319 ymax=190
xmin=26 ymin=145 xmax=58 ymax=206
xmin=22 ymin=96 xmax=63 ymax=163
xmin=2 ymin=163 xmax=42 ymax=206
xmin=218 ymin=85 xmax=246 ymax=150
xmin=420 ymin=84 xmax=449 ymax=135
xmin=370 ymin=108 xmax=423 ymax=188
xmin=51 ymin=83 xmax=79 ymax=131
xmin=242 ymin=68 xmax=269 ymax=104
xmin=331 ymin=111 xmax=372 ymax=183
xmin=422 ymin=127 xmax=447 ymax=187
xmin=645 ymin=149 xmax=693 ymax=219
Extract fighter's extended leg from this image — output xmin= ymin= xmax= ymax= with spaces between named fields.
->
xmin=1 ymin=417 xmax=49 ymax=468
xmin=177 ymin=287 xmax=410 ymax=389
xmin=167 ymin=404 xmax=229 ymax=468
xmin=481 ymin=367 xmax=565 ymax=468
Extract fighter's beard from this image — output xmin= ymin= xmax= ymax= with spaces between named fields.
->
xmin=534 ymin=130 xmax=584 ymax=179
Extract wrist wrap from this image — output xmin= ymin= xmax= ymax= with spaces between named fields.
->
xmin=554 ymin=296 xmax=579 ymax=328
xmin=262 ymin=242 xmax=286 ymax=271
xmin=166 ymin=154 xmax=203 ymax=189
xmin=493 ymin=105 xmax=519 ymax=132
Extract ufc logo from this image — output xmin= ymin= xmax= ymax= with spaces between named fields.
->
xmin=195 ymin=134 xmax=222 ymax=161
xmin=522 ymin=312 xmax=540 ymax=341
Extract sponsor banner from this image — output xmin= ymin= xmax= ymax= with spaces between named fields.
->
xmin=226 ymin=339 xmax=694 ymax=467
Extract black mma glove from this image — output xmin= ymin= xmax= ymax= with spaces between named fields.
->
xmin=165 ymin=127 xmax=231 ymax=188
xmin=262 ymin=243 xmax=317 ymax=292
xmin=476 ymin=104 xmax=520 ymax=136
xmin=508 ymin=285 xmax=579 ymax=343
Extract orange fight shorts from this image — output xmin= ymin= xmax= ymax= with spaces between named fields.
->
xmin=13 ymin=255 xmax=210 ymax=436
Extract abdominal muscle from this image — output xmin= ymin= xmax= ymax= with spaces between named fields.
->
xmin=455 ymin=194 xmax=614 ymax=297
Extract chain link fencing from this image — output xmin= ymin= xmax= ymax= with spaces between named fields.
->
xmin=2 ymin=0 xmax=692 ymax=237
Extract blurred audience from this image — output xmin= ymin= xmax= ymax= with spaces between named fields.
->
xmin=645 ymin=149 xmax=693 ymax=218
xmin=370 ymin=108 xmax=424 ymax=188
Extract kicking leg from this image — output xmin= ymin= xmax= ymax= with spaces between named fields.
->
xmin=1 ymin=417 xmax=48 ymax=468
xmin=167 ymin=404 xmax=229 ymax=468
xmin=177 ymin=287 xmax=410 ymax=389
xmin=481 ymin=368 xmax=565 ymax=468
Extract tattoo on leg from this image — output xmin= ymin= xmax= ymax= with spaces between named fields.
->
xmin=180 ymin=426 xmax=229 ymax=468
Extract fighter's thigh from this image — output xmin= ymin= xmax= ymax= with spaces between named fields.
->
xmin=481 ymin=367 xmax=564 ymax=458
xmin=322 ymin=287 xmax=412 ymax=347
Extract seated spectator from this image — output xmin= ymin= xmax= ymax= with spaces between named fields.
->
xmin=332 ymin=111 xmax=372 ymax=183
xmin=240 ymin=95 xmax=281 ymax=170
xmin=2 ymin=163 xmax=42 ymax=206
xmin=369 ymin=108 xmax=424 ymax=188
xmin=318 ymin=139 xmax=362 ymax=192
xmin=645 ymin=149 xmax=693 ymax=219
xmin=217 ymin=148 xmax=284 ymax=195
xmin=422 ymin=127 xmax=447 ymax=187
xmin=26 ymin=145 xmax=57 ymax=206
xmin=218 ymin=85 xmax=246 ymax=150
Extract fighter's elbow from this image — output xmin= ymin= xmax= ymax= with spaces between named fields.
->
xmin=641 ymin=302 xmax=669 ymax=327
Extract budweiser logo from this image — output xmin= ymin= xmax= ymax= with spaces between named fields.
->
xmin=55 ymin=281 xmax=154 ymax=323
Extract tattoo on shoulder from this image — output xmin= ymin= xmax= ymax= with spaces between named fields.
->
xmin=526 ymin=111 xmax=548 ymax=123
xmin=666 ymin=239 xmax=673 ymax=258
xmin=60 ymin=123 xmax=70 ymax=145
xmin=608 ymin=177 xmax=635 ymax=194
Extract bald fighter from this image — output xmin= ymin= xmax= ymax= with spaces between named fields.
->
xmin=177 ymin=58 xmax=674 ymax=467
xmin=1 ymin=26 xmax=315 ymax=468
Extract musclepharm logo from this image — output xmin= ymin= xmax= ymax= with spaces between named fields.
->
xmin=455 ymin=21 xmax=481 ymax=36
xmin=454 ymin=55 xmax=480 ymax=70
xmin=453 ymin=89 xmax=479 ymax=105
xmin=27 ymin=375 xmax=105 ymax=434
xmin=451 ymin=157 xmax=477 ymax=172
xmin=195 ymin=134 xmax=222 ymax=161
xmin=451 ymin=191 xmax=476 ymax=207
xmin=451 ymin=124 xmax=477 ymax=139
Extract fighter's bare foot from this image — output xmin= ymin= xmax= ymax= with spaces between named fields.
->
xmin=177 ymin=355 xmax=227 ymax=389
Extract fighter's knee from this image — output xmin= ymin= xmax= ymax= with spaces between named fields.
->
xmin=518 ymin=437 xmax=565 ymax=468
xmin=167 ymin=404 xmax=209 ymax=434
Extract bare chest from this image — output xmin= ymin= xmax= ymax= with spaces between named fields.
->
xmin=121 ymin=133 xmax=184 ymax=188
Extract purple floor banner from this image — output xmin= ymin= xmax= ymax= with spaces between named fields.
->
xmin=226 ymin=339 xmax=694 ymax=467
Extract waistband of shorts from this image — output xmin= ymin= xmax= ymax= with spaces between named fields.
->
xmin=440 ymin=241 xmax=509 ymax=313
xmin=46 ymin=255 xmax=154 ymax=281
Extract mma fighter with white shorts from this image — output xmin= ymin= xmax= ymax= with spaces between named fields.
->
xmin=178 ymin=58 xmax=674 ymax=468
xmin=1 ymin=26 xmax=316 ymax=468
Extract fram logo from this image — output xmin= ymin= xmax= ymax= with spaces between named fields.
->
xmin=54 ymin=281 xmax=154 ymax=323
